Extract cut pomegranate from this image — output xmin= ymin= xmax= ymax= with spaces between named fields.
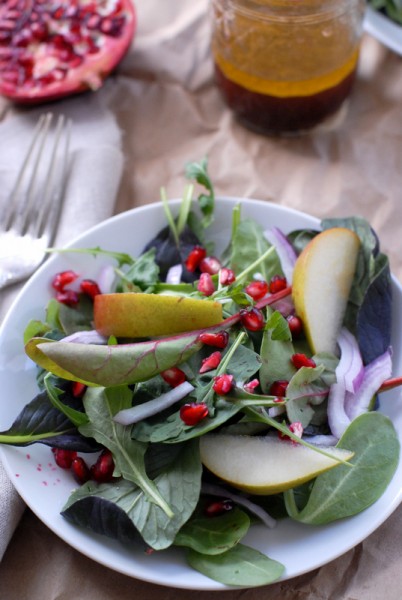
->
xmin=212 ymin=373 xmax=234 ymax=395
xmin=199 ymin=351 xmax=222 ymax=373
xmin=161 ymin=367 xmax=187 ymax=388
xmin=199 ymin=256 xmax=222 ymax=275
xmin=219 ymin=268 xmax=236 ymax=286
xmin=243 ymin=378 xmax=259 ymax=393
xmin=71 ymin=381 xmax=86 ymax=398
xmin=197 ymin=272 xmax=215 ymax=296
xmin=245 ymin=280 xmax=269 ymax=301
xmin=53 ymin=448 xmax=77 ymax=469
xmin=204 ymin=499 xmax=233 ymax=517
xmin=56 ymin=289 xmax=80 ymax=306
xmin=199 ymin=331 xmax=229 ymax=349
xmin=51 ymin=270 xmax=79 ymax=292
xmin=239 ymin=307 xmax=265 ymax=331
xmin=269 ymin=275 xmax=288 ymax=294
xmin=71 ymin=456 xmax=91 ymax=484
xmin=90 ymin=449 xmax=115 ymax=483
xmin=179 ymin=402 xmax=209 ymax=426
xmin=0 ymin=0 xmax=136 ymax=104
xmin=287 ymin=314 xmax=303 ymax=338
xmin=269 ymin=380 xmax=289 ymax=397
xmin=185 ymin=246 xmax=207 ymax=272
xmin=279 ymin=421 xmax=304 ymax=443
xmin=291 ymin=353 xmax=316 ymax=369
xmin=80 ymin=278 xmax=101 ymax=300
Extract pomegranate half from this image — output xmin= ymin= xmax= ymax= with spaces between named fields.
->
xmin=0 ymin=0 xmax=136 ymax=104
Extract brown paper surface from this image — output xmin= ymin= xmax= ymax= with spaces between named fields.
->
xmin=1 ymin=1 xmax=402 ymax=598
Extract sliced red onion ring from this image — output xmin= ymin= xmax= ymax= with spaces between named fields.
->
xmin=61 ymin=330 xmax=107 ymax=345
xmin=337 ymin=328 xmax=364 ymax=393
xmin=166 ymin=264 xmax=183 ymax=285
xmin=264 ymin=227 xmax=297 ymax=284
xmin=327 ymin=380 xmax=351 ymax=440
xmin=201 ymin=482 xmax=277 ymax=529
xmin=303 ymin=434 xmax=339 ymax=447
xmin=113 ymin=381 xmax=194 ymax=426
xmin=345 ymin=348 xmax=392 ymax=421
xmin=97 ymin=265 xmax=116 ymax=294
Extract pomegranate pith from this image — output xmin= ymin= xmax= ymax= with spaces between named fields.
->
xmin=0 ymin=0 xmax=137 ymax=104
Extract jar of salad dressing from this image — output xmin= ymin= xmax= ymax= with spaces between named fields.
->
xmin=211 ymin=0 xmax=365 ymax=135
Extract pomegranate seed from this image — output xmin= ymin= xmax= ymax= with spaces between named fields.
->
xmin=180 ymin=402 xmax=209 ymax=426
xmin=53 ymin=448 xmax=77 ymax=469
xmin=269 ymin=380 xmax=289 ymax=397
xmin=52 ymin=270 xmax=79 ymax=291
xmin=199 ymin=331 xmax=229 ymax=349
xmin=269 ymin=275 xmax=287 ymax=294
xmin=291 ymin=353 xmax=316 ymax=369
xmin=243 ymin=378 xmax=259 ymax=393
xmin=161 ymin=367 xmax=186 ymax=387
xmin=279 ymin=421 xmax=304 ymax=443
xmin=91 ymin=450 xmax=115 ymax=483
xmin=239 ymin=307 xmax=265 ymax=331
xmin=219 ymin=268 xmax=236 ymax=286
xmin=71 ymin=381 xmax=86 ymax=398
xmin=71 ymin=457 xmax=91 ymax=484
xmin=213 ymin=374 xmax=234 ymax=395
xmin=99 ymin=16 xmax=125 ymax=37
xmin=199 ymin=351 xmax=222 ymax=373
xmin=287 ymin=315 xmax=303 ymax=338
xmin=56 ymin=289 xmax=80 ymax=306
xmin=185 ymin=246 xmax=206 ymax=272
xmin=204 ymin=499 xmax=233 ymax=517
xmin=245 ymin=280 xmax=269 ymax=301
xmin=86 ymin=13 xmax=102 ymax=30
xmin=199 ymin=256 xmax=222 ymax=275
xmin=80 ymin=278 xmax=101 ymax=299
xmin=197 ymin=273 xmax=215 ymax=296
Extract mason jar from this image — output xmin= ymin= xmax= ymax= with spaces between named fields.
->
xmin=211 ymin=0 xmax=365 ymax=135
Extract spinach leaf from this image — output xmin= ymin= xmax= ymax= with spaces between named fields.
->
xmin=175 ymin=507 xmax=250 ymax=555
xmin=79 ymin=386 xmax=174 ymax=517
xmin=259 ymin=311 xmax=296 ymax=393
xmin=285 ymin=364 xmax=328 ymax=427
xmin=63 ymin=439 xmax=202 ymax=550
xmin=229 ymin=219 xmax=282 ymax=281
xmin=186 ymin=543 xmax=284 ymax=587
xmin=284 ymin=412 xmax=400 ymax=524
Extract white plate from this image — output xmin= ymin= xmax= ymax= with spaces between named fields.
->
xmin=364 ymin=6 xmax=402 ymax=56
xmin=1 ymin=198 xmax=402 ymax=591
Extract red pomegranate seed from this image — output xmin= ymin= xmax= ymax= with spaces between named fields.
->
xmin=269 ymin=380 xmax=289 ymax=397
xmin=71 ymin=381 xmax=86 ymax=398
xmin=199 ymin=256 xmax=222 ymax=275
xmin=291 ymin=353 xmax=316 ymax=369
xmin=53 ymin=448 xmax=77 ymax=469
xmin=56 ymin=289 xmax=80 ymax=306
xmin=287 ymin=315 xmax=303 ymax=338
xmin=245 ymin=280 xmax=269 ymax=301
xmin=199 ymin=351 xmax=222 ymax=374
xmin=269 ymin=275 xmax=287 ymax=294
xmin=239 ymin=307 xmax=265 ymax=331
xmin=279 ymin=421 xmax=304 ymax=443
xmin=80 ymin=278 xmax=101 ymax=300
xmin=197 ymin=272 xmax=215 ymax=296
xmin=213 ymin=373 xmax=234 ymax=395
xmin=243 ymin=378 xmax=259 ymax=393
xmin=90 ymin=449 xmax=115 ymax=483
xmin=199 ymin=331 xmax=229 ymax=349
xmin=180 ymin=402 xmax=209 ymax=426
xmin=204 ymin=499 xmax=233 ymax=517
xmin=161 ymin=367 xmax=186 ymax=387
xmin=185 ymin=245 xmax=206 ymax=272
xmin=71 ymin=456 xmax=91 ymax=484
xmin=219 ymin=268 xmax=236 ymax=286
xmin=51 ymin=269 xmax=79 ymax=291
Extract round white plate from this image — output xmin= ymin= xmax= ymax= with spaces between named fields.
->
xmin=364 ymin=6 xmax=402 ymax=56
xmin=1 ymin=198 xmax=402 ymax=590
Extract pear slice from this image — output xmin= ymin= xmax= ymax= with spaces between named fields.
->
xmin=200 ymin=434 xmax=353 ymax=495
xmin=94 ymin=293 xmax=223 ymax=338
xmin=292 ymin=227 xmax=360 ymax=354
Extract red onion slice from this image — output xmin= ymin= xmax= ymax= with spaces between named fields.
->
xmin=113 ymin=381 xmax=194 ymax=426
xmin=166 ymin=264 xmax=183 ymax=285
xmin=97 ymin=265 xmax=117 ymax=294
xmin=264 ymin=227 xmax=297 ymax=283
xmin=337 ymin=328 xmax=364 ymax=393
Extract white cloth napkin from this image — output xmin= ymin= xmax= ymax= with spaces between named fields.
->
xmin=0 ymin=91 xmax=124 ymax=560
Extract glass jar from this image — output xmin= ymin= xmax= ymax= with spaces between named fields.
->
xmin=211 ymin=0 xmax=365 ymax=135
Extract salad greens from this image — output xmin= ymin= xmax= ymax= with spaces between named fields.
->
xmin=0 ymin=159 xmax=400 ymax=587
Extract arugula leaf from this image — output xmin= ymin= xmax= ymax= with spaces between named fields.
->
xmin=79 ymin=386 xmax=174 ymax=517
xmin=284 ymin=412 xmax=400 ymax=524
xmin=115 ymin=247 xmax=160 ymax=292
xmin=186 ymin=543 xmax=284 ymax=586
xmin=185 ymin=158 xmax=215 ymax=229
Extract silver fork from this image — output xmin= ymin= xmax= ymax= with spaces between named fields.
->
xmin=0 ymin=113 xmax=71 ymax=289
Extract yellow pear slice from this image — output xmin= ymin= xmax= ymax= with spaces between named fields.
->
xmin=292 ymin=227 xmax=360 ymax=354
xmin=200 ymin=434 xmax=353 ymax=495
xmin=94 ymin=293 xmax=223 ymax=338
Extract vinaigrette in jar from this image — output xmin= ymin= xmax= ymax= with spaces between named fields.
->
xmin=211 ymin=0 xmax=365 ymax=135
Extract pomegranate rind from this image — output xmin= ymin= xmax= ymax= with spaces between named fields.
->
xmin=0 ymin=0 xmax=137 ymax=104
